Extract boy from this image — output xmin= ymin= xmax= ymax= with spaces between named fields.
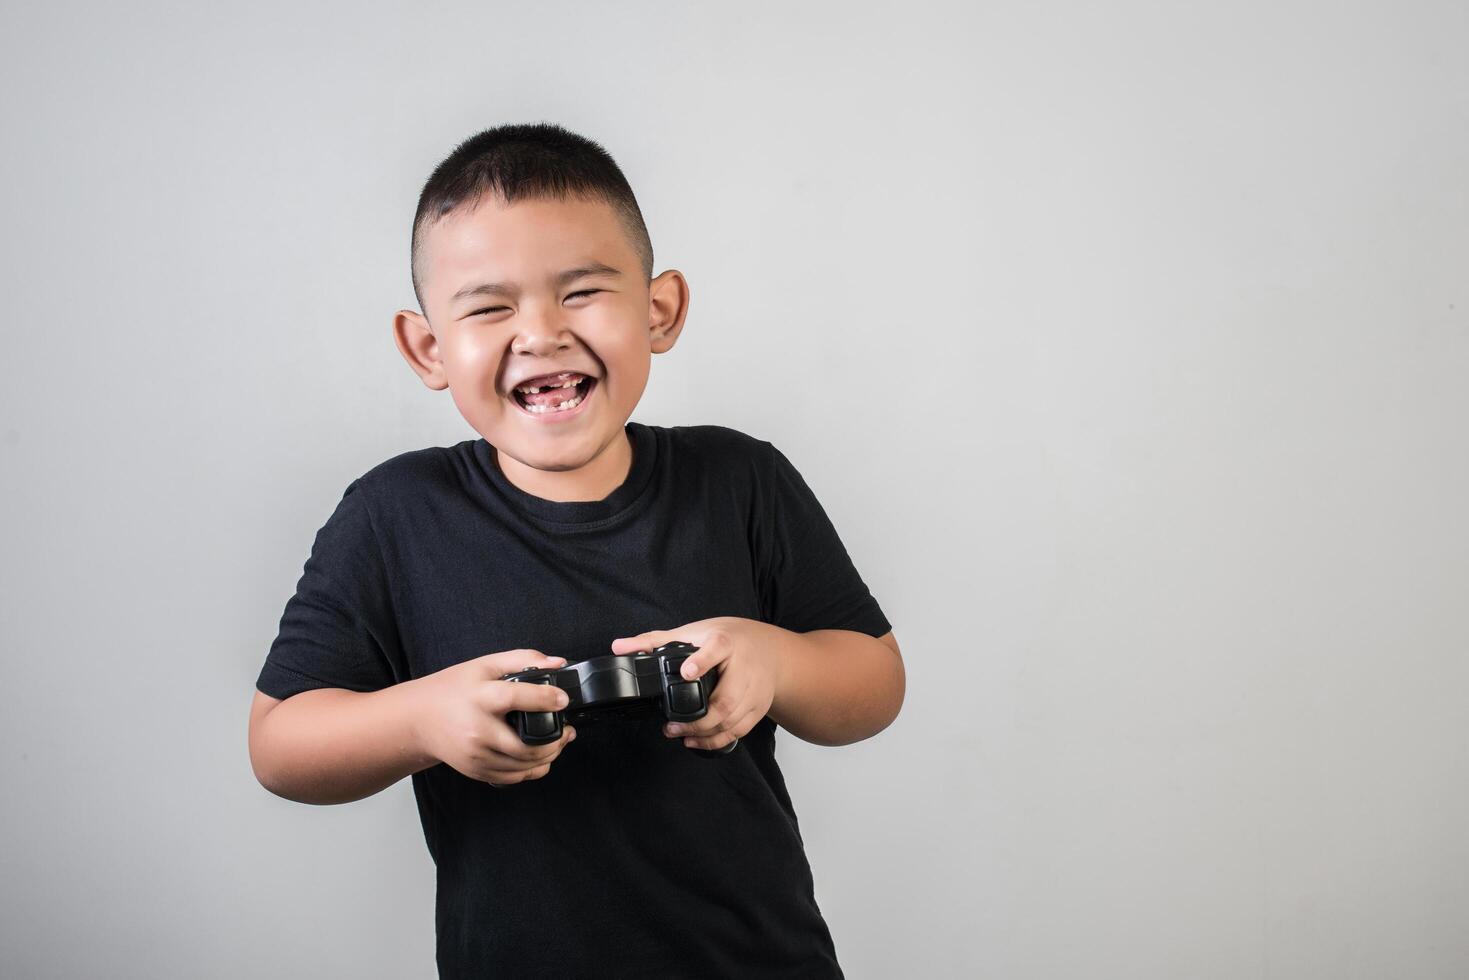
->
xmin=248 ymin=121 xmax=905 ymax=979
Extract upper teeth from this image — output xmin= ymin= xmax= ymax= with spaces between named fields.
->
xmin=517 ymin=376 xmax=584 ymax=394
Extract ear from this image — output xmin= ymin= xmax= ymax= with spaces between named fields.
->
xmin=393 ymin=309 xmax=448 ymax=390
xmin=647 ymin=269 xmax=690 ymax=354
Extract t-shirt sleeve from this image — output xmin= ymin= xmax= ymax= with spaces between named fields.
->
xmin=256 ymin=478 xmax=407 ymax=700
xmin=753 ymin=440 xmax=893 ymax=639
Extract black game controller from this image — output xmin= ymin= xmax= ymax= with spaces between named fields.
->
xmin=501 ymin=641 xmax=738 ymax=756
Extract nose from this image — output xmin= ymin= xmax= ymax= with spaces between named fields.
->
xmin=510 ymin=304 xmax=574 ymax=357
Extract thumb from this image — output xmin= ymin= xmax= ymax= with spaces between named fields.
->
xmin=481 ymin=648 xmax=567 ymax=677
xmin=609 ymin=630 xmax=671 ymax=654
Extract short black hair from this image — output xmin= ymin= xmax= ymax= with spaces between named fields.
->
xmin=409 ymin=121 xmax=654 ymax=314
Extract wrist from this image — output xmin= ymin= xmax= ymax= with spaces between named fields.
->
xmin=392 ymin=676 xmax=440 ymax=769
xmin=763 ymin=622 xmax=808 ymax=725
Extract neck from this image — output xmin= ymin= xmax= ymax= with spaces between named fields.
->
xmin=496 ymin=427 xmax=634 ymax=503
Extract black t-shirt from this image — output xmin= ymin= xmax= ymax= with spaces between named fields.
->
xmin=257 ymin=421 xmax=892 ymax=979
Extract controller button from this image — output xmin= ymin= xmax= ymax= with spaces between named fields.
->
xmin=524 ymin=712 xmax=559 ymax=739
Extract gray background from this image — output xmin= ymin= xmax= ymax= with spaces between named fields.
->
xmin=1 ymin=1 xmax=1465 ymax=977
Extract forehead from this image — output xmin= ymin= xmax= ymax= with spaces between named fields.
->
xmin=421 ymin=194 xmax=630 ymax=293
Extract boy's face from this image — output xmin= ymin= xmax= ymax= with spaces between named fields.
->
xmin=394 ymin=193 xmax=688 ymax=497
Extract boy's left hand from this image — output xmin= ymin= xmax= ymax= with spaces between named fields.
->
xmin=609 ymin=617 xmax=784 ymax=751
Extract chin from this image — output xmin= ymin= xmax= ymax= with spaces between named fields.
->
xmin=504 ymin=434 xmax=596 ymax=469
xmin=526 ymin=454 xmax=589 ymax=473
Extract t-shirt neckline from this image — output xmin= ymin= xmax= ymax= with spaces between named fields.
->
xmin=474 ymin=421 xmax=658 ymax=526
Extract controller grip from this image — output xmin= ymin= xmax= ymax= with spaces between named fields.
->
xmin=509 ymin=708 xmax=562 ymax=746
xmin=504 ymin=673 xmax=563 ymax=746
xmin=659 ymin=654 xmax=713 ymax=723
xmin=661 ymin=654 xmax=739 ymax=756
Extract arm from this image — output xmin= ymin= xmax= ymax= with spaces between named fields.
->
xmin=248 ymin=682 xmax=436 ymax=806
xmin=766 ymin=629 xmax=905 ymax=747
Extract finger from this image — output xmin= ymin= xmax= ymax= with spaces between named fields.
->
xmin=702 ymin=693 xmax=763 ymax=740
xmin=485 ymin=759 xmax=551 ymax=787
xmin=678 ymin=631 xmax=730 ymax=681
xmin=678 ymin=673 xmax=750 ymax=737
xmin=483 ymin=649 xmax=568 ymax=676
xmin=675 ymin=705 xmax=725 ymax=738
xmin=672 ymin=709 xmax=726 ymax=741
xmin=494 ymin=679 xmax=572 ymax=715
xmin=488 ymin=724 xmax=576 ymax=767
xmin=609 ymin=630 xmax=673 ymax=654
xmin=684 ymin=705 xmax=757 ymax=751
xmin=675 ymin=680 xmax=737 ymax=736
xmin=483 ymin=687 xmax=571 ymax=759
xmin=500 ymin=758 xmax=555 ymax=782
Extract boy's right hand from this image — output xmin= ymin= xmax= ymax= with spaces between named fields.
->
xmin=412 ymin=650 xmax=577 ymax=788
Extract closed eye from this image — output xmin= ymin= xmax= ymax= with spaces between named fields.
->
xmin=469 ymin=289 xmax=602 ymax=318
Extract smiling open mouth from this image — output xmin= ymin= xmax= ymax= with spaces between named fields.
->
xmin=511 ymin=375 xmax=597 ymax=416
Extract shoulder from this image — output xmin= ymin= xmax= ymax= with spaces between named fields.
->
xmin=655 ymin=422 xmax=780 ymax=470
xmin=651 ymin=423 xmax=791 ymax=489
xmin=346 ymin=442 xmax=470 ymax=503
xmin=650 ymin=425 xmax=819 ymax=499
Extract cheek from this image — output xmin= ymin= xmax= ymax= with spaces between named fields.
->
xmin=596 ymin=324 xmax=648 ymax=371
xmin=439 ymin=339 xmax=505 ymax=410
xmin=449 ymin=330 xmax=494 ymax=362
xmin=441 ymin=336 xmax=498 ymax=381
xmin=609 ymin=345 xmax=651 ymax=389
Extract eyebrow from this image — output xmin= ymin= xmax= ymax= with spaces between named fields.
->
xmin=450 ymin=262 xmax=624 ymax=305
